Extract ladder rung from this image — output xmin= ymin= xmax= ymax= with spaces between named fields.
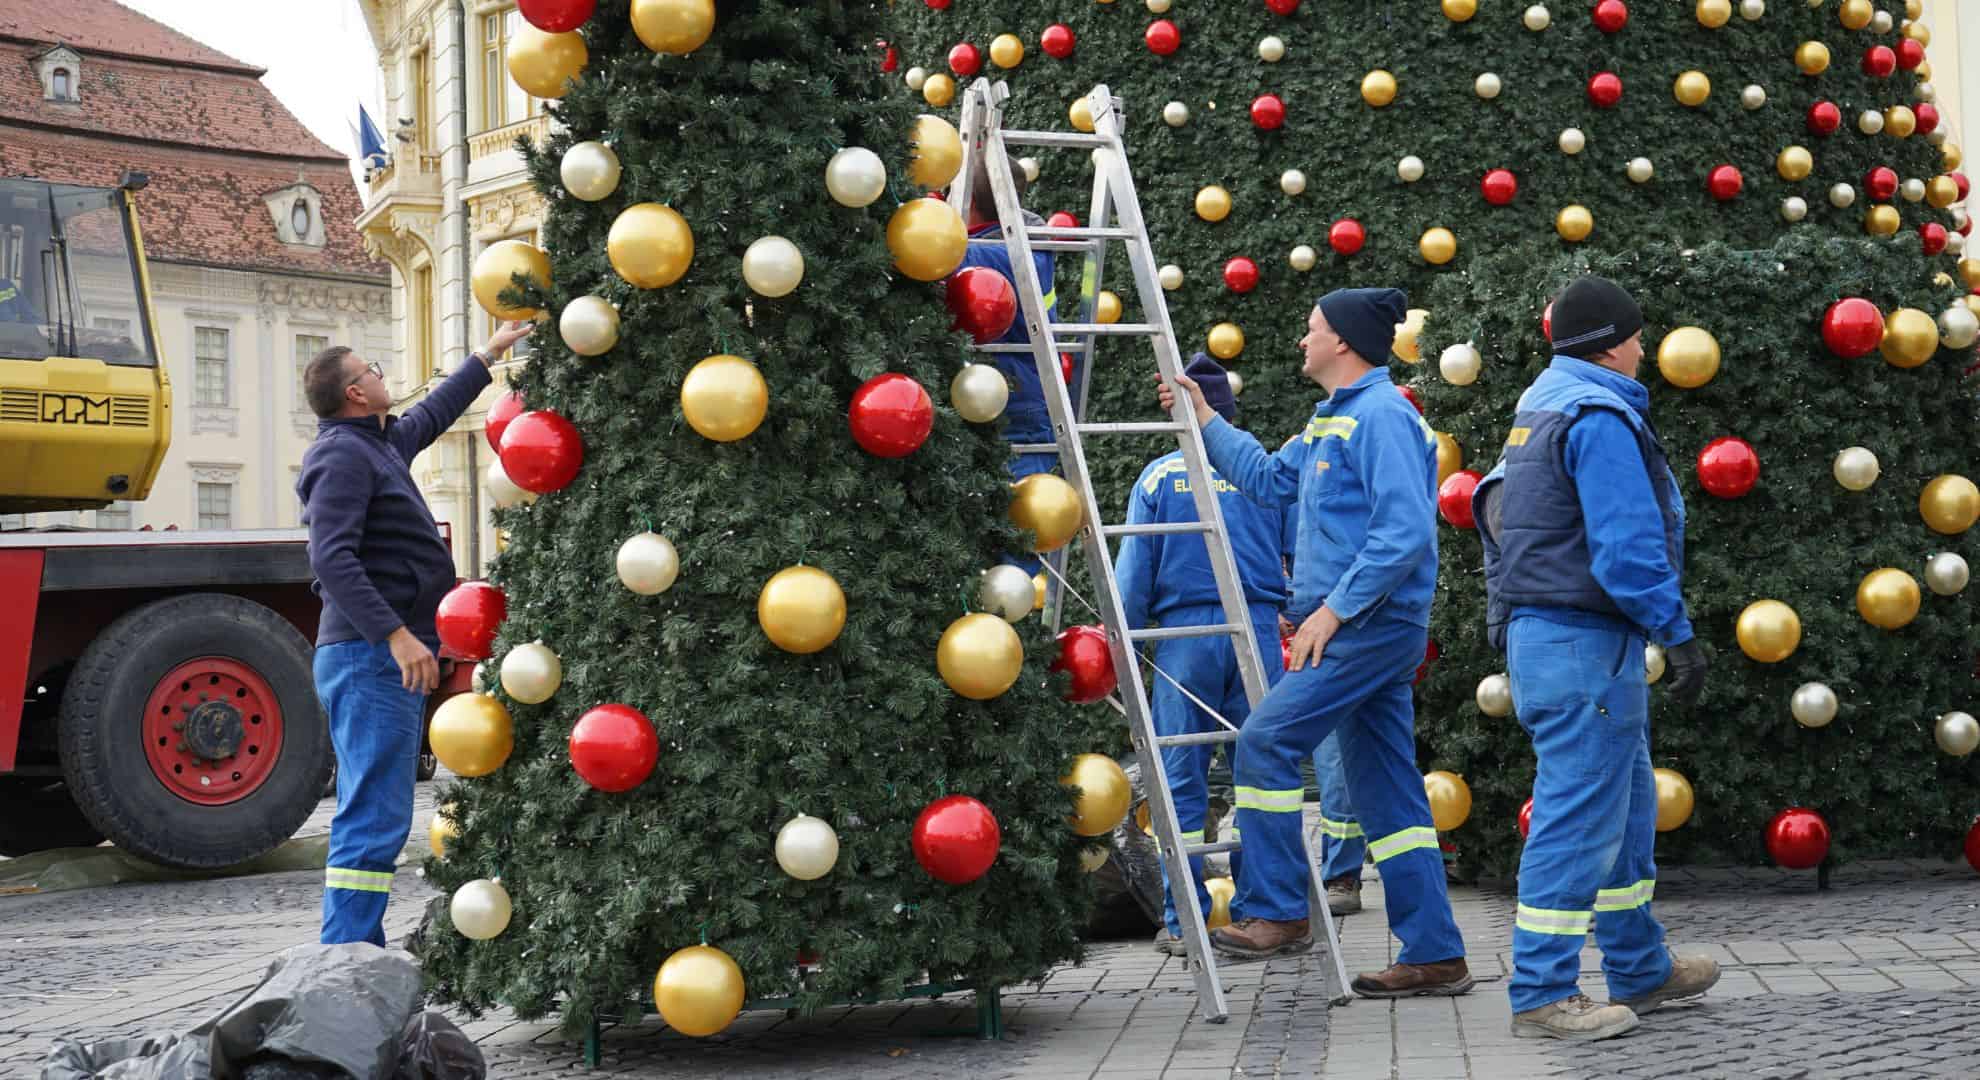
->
xmin=1027 ymin=226 xmax=1135 ymax=241
xmin=1056 ymin=322 xmax=1160 ymax=336
xmin=1130 ymin=623 xmax=1241 ymax=643
xmin=1029 ymin=240 xmax=1101 ymax=253
xmin=1103 ymin=521 xmax=1211 ymax=538
xmin=1155 ymin=729 xmax=1241 ymax=748
xmin=1076 ymin=421 xmax=1184 ymax=436
xmin=1184 ymin=840 xmax=1241 ymax=857
xmin=1001 ymin=129 xmax=1108 ymax=149
xmin=1010 ymin=443 xmax=1059 ymax=455
xmin=971 ymin=341 xmax=1091 ymax=354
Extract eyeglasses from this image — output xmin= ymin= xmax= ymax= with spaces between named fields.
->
xmin=346 ymin=361 xmax=384 ymax=389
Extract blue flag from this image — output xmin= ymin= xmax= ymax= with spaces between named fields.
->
xmin=358 ymin=105 xmax=388 ymax=169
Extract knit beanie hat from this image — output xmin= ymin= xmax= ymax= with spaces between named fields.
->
xmin=1549 ymin=276 xmax=1644 ymax=358
xmin=1185 ymin=353 xmax=1239 ymax=424
xmin=1317 ymin=287 xmax=1411 ymax=363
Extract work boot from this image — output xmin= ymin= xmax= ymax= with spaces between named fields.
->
xmin=1209 ymin=918 xmax=1312 ymax=960
xmin=1512 ymin=993 xmax=1640 ymax=1041
xmin=1325 ymin=876 xmax=1362 ymax=915
xmin=1152 ymin=929 xmax=1187 ymax=957
xmin=1350 ymin=958 xmax=1474 ymax=998
xmin=1613 ymin=951 xmax=1721 ymax=1015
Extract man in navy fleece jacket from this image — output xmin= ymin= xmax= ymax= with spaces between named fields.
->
xmin=297 ymin=319 xmax=529 ymax=946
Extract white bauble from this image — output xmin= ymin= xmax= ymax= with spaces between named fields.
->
xmin=1916 ymin=81 xmax=1936 ymax=103
xmin=904 ymin=66 xmax=928 ymax=91
xmin=559 ymin=295 xmax=620 ymax=357
xmin=1475 ymin=674 xmax=1513 ymax=717
xmin=1832 ymin=446 xmax=1880 ymax=491
xmin=774 ymin=815 xmax=841 ymax=880
xmin=1228 ymin=371 xmax=1245 ymax=396
xmin=1948 ymin=233 xmax=1967 ymax=258
xmin=1017 ymin=156 xmax=1040 ymax=183
xmin=1147 ymin=0 xmax=1172 ymax=10
xmin=1627 ymin=157 xmax=1654 ymax=183
xmin=1858 ymin=109 xmax=1885 ymax=135
xmin=824 ymin=147 xmax=887 ymax=208
xmin=560 ymin=141 xmax=622 ymax=202
xmin=1439 ymin=342 xmax=1481 ymax=386
xmin=451 ymin=879 xmax=513 ymax=941
xmin=1742 ymin=84 xmax=1766 ymax=109
xmin=1524 ymin=4 xmax=1552 ymax=30
xmin=1739 ymin=0 xmax=1765 ymax=18
xmin=499 ymin=641 xmax=563 ymax=705
xmin=1258 ymin=35 xmax=1286 ymax=62
xmin=1939 ymin=306 xmax=1980 ymax=350
xmin=616 ymin=531 xmax=680 ymax=595
xmin=1289 ymin=244 xmax=1317 ymax=272
xmin=1645 ymin=644 xmax=1666 ymax=684
xmin=1791 ymin=682 xmax=1838 ymax=728
xmin=1781 ymin=196 xmax=1809 ymax=222
xmin=1924 ymin=552 xmax=1970 ymax=596
xmin=1936 ymin=712 xmax=1980 ymax=756
xmin=1158 ymin=264 xmax=1184 ymax=290
xmin=1559 ymin=127 xmax=1586 ymax=154
xmin=1829 ymin=183 xmax=1857 ymax=208
xmin=741 ymin=236 xmax=804 ymax=298
xmin=1397 ymin=155 xmax=1425 ymax=182
xmin=1872 ymin=9 xmax=1892 ymax=31
xmin=951 ymin=363 xmax=1010 ymax=423
xmin=1475 ymin=73 xmax=1503 ymax=99
xmin=1901 ymin=178 xmax=1927 ymax=202
xmin=1281 ymin=169 xmax=1307 ymax=196
xmin=979 ymin=564 xmax=1037 ymax=623
xmin=1163 ymin=101 xmax=1189 ymax=127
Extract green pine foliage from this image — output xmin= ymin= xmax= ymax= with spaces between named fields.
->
xmin=419 ymin=0 xmax=1112 ymax=1033
xmin=897 ymin=2 xmax=1976 ymax=875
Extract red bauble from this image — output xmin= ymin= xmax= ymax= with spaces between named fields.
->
xmin=1281 ymin=636 xmax=1293 ymax=670
xmin=945 ymin=267 xmax=1018 ymax=343
xmin=1265 ymin=0 xmax=1301 ymax=13
xmin=1480 ymin=168 xmax=1518 ymax=206
xmin=436 ymin=581 xmax=506 ymax=661
xmin=1047 ymin=210 xmax=1080 ymax=229
xmin=912 ymin=795 xmax=1001 ymax=884
xmin=1414 ymin=638 xmax=1439 ymax=686
xmin=1587 ymin=71 xmax=1623 ymax=108
xmin=1954 ymin=173 xmax=1971 ymax=201
xmin=1696 ymin=436 xmax=1760 ymax=499
xmin=1764 ymin=807 xmax=1831 ymax=870
xmin=485 ymin=390 xmax=525 ymax=451
xmin=1051 ymin=624 xmax=1117 ymax=704
xmin=881 ymin=44 xmax=899 ymax=73
xmin=1328 ymin=218 xmax=1366 ymax=256
xmin=1223 ymin=257 xmax=1260 ymax=293
xmin=1915 ymin=102 xmax=1939 ymax=135
xmin=1040 ymin=23 xmax=1075 ymax=59
xmin=568 ymin=704 xmax=659 ymax=793
xmin=1707 ymin=165 xmax=1743 ymax=202
xmin=517 ymin=0 xmax=595 ymax=32
xmin=1861 ymin=45 xmax=1896 ymax=78
xmin=1145 ymin=19 xmax=1181 ymax=56
xmin=1592 ymin=0 xmax=1628 ymax=33
xmin=848 ymin=373 xmax=934 ymax=459
xmin=500 ymin=410 xmax=584 ymax=493
xmin=1399 ymin=385 xmax=1423 ymax=413
xmin=1518 ymin=797 xmax=1534 ymax=839
xmin=1250 ymin=94 xmax=1286 ymax=130
xmin=1865 ymin=166 xmax=1899 ymax=202
xmin=1060 ymin=352 xmax=1075 ymax=384
xmin=1965 ymin=817 xmax=1980 ymax=874
xmin=1920 ymin=223 xmax=1949 ymax=256
xmin=925 ymin=0 xmax=950 ymax=7
xmin=1438 ymin=470 xmax=1482 ymax=529
xmin=948 ymin=42 xmax=981 ymax=77
xmin=1807 ymin=100 xmax=1842 ymax=136
xmin=1542 ymin=302 xmax=1554 ymax=342
xmin=1896 ymin=37 xmax=1924 ymax=70
xmin=1822 ymin=298 xmax=1886 ymax=358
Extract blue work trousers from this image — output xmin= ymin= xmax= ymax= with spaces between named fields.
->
xmin=316 ymin=638 xmax=425 ymax=947
xmin=1312 ymin=731 xmax=1365 ymax=881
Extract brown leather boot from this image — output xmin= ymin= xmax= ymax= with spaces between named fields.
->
xmin=1614 ymin=951 xmax=1720 ymax=1014
xmin=1350 ymin=957 xmax=1474 ymax=998
xmin=1209 ymin=917 xmax=1312 ymax=960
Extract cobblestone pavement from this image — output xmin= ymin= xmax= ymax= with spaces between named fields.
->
xmin=4 ymin=784 xmax=1978 ymax=1078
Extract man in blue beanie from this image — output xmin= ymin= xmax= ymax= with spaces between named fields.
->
xmin=1160 ymin=290 xmax=1469 ymax=996
xmin=1470 ymin=275 xmax=1717 ymax=1040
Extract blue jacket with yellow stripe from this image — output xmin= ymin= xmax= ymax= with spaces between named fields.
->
xmin=1116 ymin=451 xmax=1295 ymax=631
xmin=1201 ymin=367 xmax=1440 ymax=628
xmin=956 ymin=221 xmax=1058 ymax=446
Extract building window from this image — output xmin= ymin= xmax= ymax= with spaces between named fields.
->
xmin=410 ymin=48 xmax=434 ymax=153
xmin=95 ymin=501 xmax=132 ymax=529
xmin=51 ymin=68 xmax=71 ymax=99
xmin=194 ymin=327 xmax=229 ymax=406
xmin=93 ymin=315 xmax=130 ymax=336
xmin=290 ymin=200 xmax=311 ymax=238
xmin=480 ymin=12 xmax=539 ymax=131
xmin=410 ymin=263 xmax=435 ymax=384
xmin=197 ymin=483 xmax=233 ymax=530
xmin=294 ymin=333 xmax=328 ymax=412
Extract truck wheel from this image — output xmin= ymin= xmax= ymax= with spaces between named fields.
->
xmin=0 ymin=778 xmax=104 ymax=855
xmin=58 ymin=593 xmax=331 ymax=870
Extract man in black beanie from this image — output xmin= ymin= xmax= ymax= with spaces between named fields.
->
xmin=1469 ymin=275 xmax=1717 ymax=1041
xmin=1160 ymin=290 xmax=1470 ymax=996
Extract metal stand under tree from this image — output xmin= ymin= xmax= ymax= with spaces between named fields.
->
xmin=954 ymin=78 xmax=1354 ymax=1021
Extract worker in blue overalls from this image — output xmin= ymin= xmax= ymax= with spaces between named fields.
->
xmin=1160 ymin=288 xmax=1469 ymax=997
xmin=1118 ymin=355 xmax=1293 ymax=954
xmin=1471 ymin=276 xmax=1717 ymax=1041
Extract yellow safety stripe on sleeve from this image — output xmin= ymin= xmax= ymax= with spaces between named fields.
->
xmin=1174 ymin=828 xmax=1205 ymax=845
xmin=1414 ymin=415 xmax=1439 ymax=446
xmin=1302 ymin=416 xmax=1359 ymax=443
xmin=1367 ymin=825 xmax=1439 ymax=863
xmin=1318 ymin=814 xmax=1365 ymax=840
xmin=1515 ymin=903 xmax=1594 ymax=936
xmin=1141 ymin=459 xmax=1189 ymax=494
xmin=1594 ymin=878 xmax=1656 ymax=912
xmin=1234 ymin=786 xmax=1304 ymax=813
xmin=325 ymin=867 xmax=394 ymax=893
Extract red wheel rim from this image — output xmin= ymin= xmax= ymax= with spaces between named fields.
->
xmin=141 ymin=658 xmax=284 ymax=806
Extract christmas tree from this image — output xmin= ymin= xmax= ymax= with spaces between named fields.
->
xmin=418 ymin=0 xmax=1122 ymax=1036
xmin=895 ymin=0 xmax=1978 ymax=875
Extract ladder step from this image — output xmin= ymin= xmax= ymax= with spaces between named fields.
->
xmin=1056 ymin=322 xmax=1160 ymax=337
xmin=1029 ymin=240 xmax=1102 ymax=253
xmin=1130 ymin=623 xmax=1243 ymax=643
xmin=1184 ymin=840 xmax=1241 ymax=857
xmin=972 ymin=341 xmax=1091 ymax=354
xmin=1000 ymin=129 xmax=1109 ymax=149
xmin=1026 ymin=226 xmax=1136 ymax=241
xmin=1155 ymin=729 xmax=1241 ymax=748
xmin=1103 ymin=521 xmax=1212 ymax=538
xmin=1010 ymin=443 xmax=1059 ymax=456
xmin=1077 ymin=421 xmax=1184 ymax=436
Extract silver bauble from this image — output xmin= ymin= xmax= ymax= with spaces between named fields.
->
xmin=616 ymin=531 xmax=680 ymax=595
xmin=559 ymin=295 xmax=620 ymax=357
xmin=774 ymin=815 xmax=841 ymax=880
xmin=1791 ymin=682 xmax=1838 ymax=728
xmin=499 ymin=640 xmax=563 ymax=705
xmin=560 ymin=141 xmax=622 ymax=202
xmin=450 ymin=879 xmax=513 ymax=940
xmin=824 ymin=147 xmax=887 ymax=208
xmin=1475 ymin=673 xmax=1513 ymax=717
xmin=1924 ymin=552 xmax=1970 ymax=596
xmin=1935 ymin=711 xmax=1980 ymax=756
xmin=978 ymin=564 xmax=1036 ymax=623
xmin=950 ymin=363 xmax=1010 ymax=423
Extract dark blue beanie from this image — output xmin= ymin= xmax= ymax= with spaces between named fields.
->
xmin=1317 ymin=287 xmax=1410 ymax=364
xmin=1185 ymin=353 xmax=1238 ymax=424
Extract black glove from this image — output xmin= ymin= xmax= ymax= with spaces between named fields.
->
xmin=1663 ymin=639 xmax=1708 ymax=707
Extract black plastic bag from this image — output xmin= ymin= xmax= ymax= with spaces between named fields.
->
xmin=391 ymin=1012 xmax=485 ymax=1080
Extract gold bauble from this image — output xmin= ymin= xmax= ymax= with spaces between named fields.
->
xmin=886 ymin=198 xmax=967 ymax=282
xmin=654 ymin=945 xmax=746 ymax=1038
xmin=1776 ymin=145 xmax=1813 ymax=181
xmin=1916 ymin=60 xmax=1932 ymax=80
xmin=1838 ymin=0 xmax=1873 ymax=28
xmin=1903 ymin=20 xmax=1930 ymax=45
xmin=1361 ymin=69 xmax=1398 ymax=108
xmin=680 ymin=354 xmax=768 ymax=442
xmin=1884 ymin=105 xmax=1916 ymax=139
xmin=1697 ymin=0 xmax=1732 ymax=26
xmin=1880 ymin=308 xmax=1939 ymax=368
xmin=937 ymin=613 xmax=1025 ymax=700
xmin=1423 ymin=771 xmax=1472 ymax=832
xmin=1394 ymin=307 xmax=1429 ymax=362
xmin=1920 ymin=474 xmax=1980 ymax=534
xmin=1945 ymin=144 xmax=1964 ymax=171
xmin=1062 ymin=753 xmax=1132 ymax=837
xmin=1736 ymin=600 xmax=1802 ymax=663
xmin=506 ymin=25 xmax=586 ymax=99
xmin=471 ymin=240 xmax=551 ymax=321
xmin=1653 ymin=768 xmax=1695 ymax=832
xmin=1096 ymin=290 xmax=1123 ymax=324
xmin=1009 ymin=473 xmax=1084 ymax=552
xmin=429 ymin=804 xmax=457 ymax=859
xmin=1435 ymin=431 xmax=1462 ymax=485
xmin=1963 ymin=256 xmax=1980 ymax=288
xmin=1078 ymin=845 xmax=1109 ymax=873
xmin=1070 ymin=96 xmax=1096 ymax=133
xmin=1926 ymin=176 xmax=1960 ymax=209
xmin=1856 ymin=567 xmax=1922 ymax=630
xmin=1443 ymin=0 xmax=1478 ymax=20
xmin=1420 ymin=227 xmax=1457 ymax=265
xmin=631 ymin=0 xmax=716 ymax=55
xmin=1206 ymin=876 xmax=1235 ymax=929
xmin=989 ymin=33 xmax=1024 ymax=69
xmin=1195 ymin=185 xmax=1232 ymax=223
xmin=1207 ymin=321 xmax=1245 ymax=360
xmin=1674 ymin=70 xmax=1712 ymax=107
xmin=1657 ymin=326 xmax=1722 ymax=388
xmin=1033 ymin=571 xmax=1048 ymax=612
xmin=908 ymin=115 xmax=962 ymax=189
xmin=758 ymin=566 xmax=847 ymax=654
xmin=1556 ymin=205 xmax=1594 ymax=242
xmin=429 ymin=693 xmax=514 ymax=777
xmin=1795 ymin=41 xmax=1831 ymax=76
xmin=1864 ymin=205 xmax=1901 ymax=237
xmin=1906 ymin=0 xmax=1923 ymax=18
xmin=922 ymin=73 xmax=955 ymax=107
xmin=608 ymin=203 xmax=695 ymax=289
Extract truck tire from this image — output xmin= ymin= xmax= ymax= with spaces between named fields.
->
xmin=58 ymin=593 xmax=331 ymax=870
xmin=0 ymin=778 xmax=104 ymax=855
